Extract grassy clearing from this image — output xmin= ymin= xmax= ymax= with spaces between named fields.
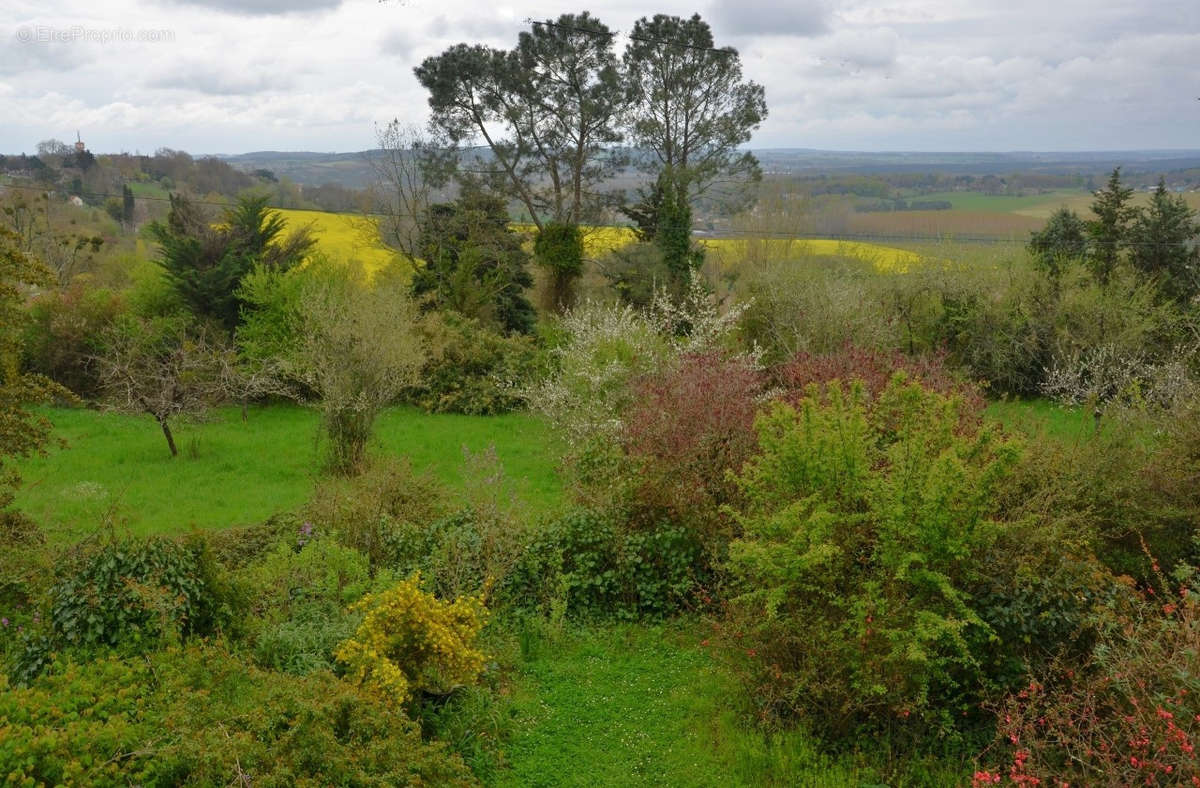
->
xmin=12 ymin=404 xmax=562 ymax=542
xmin=985 ymin=398 xmax=1094 ymax=442
xmin=465 ymin=620 xmax=964 ymax=787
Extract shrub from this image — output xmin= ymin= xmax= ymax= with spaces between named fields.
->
xmin=1001 ymin=399 xmax=1200 ymax=581
xmin=22 ymin=280 xmax=125 ymax=399
xmin=236 ymin=533 xmax=376 ymax=674
xmin=306 ymin=455 xmax=448 ymax=570
xmin=777 ymin=343 xmax=985 ymax=422
xmin=503 ymin=509 xmax=702 ymax=621
xmin=736 ymin=258 xmax=903 ymax=362
xmin=722 ymin=375 xmax=1022 ymax=738
xmin=404 ymin=312 xmax=540 ymax=415
xmin=0 ymin=645 xmax=475 ymax=786
xmin=623 ymin=351 xmax=763 ymax=554
xmin=46 ymin=534 xmax=234 ymax=654
xmin=335 ymin=574 xmax=488 ymax=705
xmin=975 ymin=567 xmax=1200 ymax=787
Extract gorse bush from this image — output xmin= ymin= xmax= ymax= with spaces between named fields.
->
xmin=723 ymin=375 xmax=1022 ymax=738
xmin=335 ymin=574 xmax=488 ymax=705
xmin=0 ymin=645 xmax=474 ymax=786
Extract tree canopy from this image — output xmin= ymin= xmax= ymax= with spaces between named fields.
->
xmin=150 ymin=194 xmax=314 ymax=333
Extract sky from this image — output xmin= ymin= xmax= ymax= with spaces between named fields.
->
xmin=2 ymin=0 xmax=1198 ymax=155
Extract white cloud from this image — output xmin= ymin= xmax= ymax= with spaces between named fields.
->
xmin=0 ymin=0 xmax=1197 ymax=153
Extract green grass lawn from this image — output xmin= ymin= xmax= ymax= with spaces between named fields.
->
xmin=480 ymin=621 xmax=963 ymax=787
xmin=985 ymin=397 xmax=1095 ymax=443
xmin=12 ymin=404 xmax=563 ymax=542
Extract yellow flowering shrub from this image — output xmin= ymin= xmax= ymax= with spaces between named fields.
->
xmin=334 ymin=573 xmax=487 ymax=704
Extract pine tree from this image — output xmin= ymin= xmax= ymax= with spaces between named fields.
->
xmin=1129 ymin=177 xmax=1200 ymax=303
xmin=1086 ymin=168 xmax=1135 ymax=286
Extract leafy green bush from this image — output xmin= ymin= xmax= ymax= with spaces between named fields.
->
xmin=722 ymin=375 xmax=1022 ymax=738
xmin=306 ymin=456 xmax=448 ymax=570
xmin=403 ymin=313 xmax=540 ymax=415
xmin=0 ymin=644 xmax=475 ymax=786
xmin=235 ymin=534 xmax=376 ymax=674
xmin=504 ymin=509 xmax=702 ymax=621
xmin=46 ymin=534 xmax=235 ymax=655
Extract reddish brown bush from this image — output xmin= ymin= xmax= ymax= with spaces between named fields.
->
xmin=622 ymin=352 xmax=762 ymax=550
xmin=777 ymin=343 xmax=985 ymax=420
xmin=975 ymin=570 xmax=1200 ymax=787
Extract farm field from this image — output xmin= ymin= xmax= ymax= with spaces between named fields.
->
xmin=276 ymin=207 xmax=408 ymax=274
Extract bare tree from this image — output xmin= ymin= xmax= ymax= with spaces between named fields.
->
xmin=370 ymin=120 xmax=450 ymax=260
xmin=96 ymin=319 xmax=233 ymax=457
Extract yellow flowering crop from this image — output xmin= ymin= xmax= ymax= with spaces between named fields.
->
xmin=275 ymin=209 xmax=412 ymax=278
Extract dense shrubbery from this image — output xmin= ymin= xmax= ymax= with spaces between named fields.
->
xmin=622 ymin=351 xmax=762 ymax=555
xmin=720 ymin=376 xmax=1023 ymax=738
xmin=504 ymin=508 xmax=701 ymax=620
xmin=404 ymin=313 xmax=539 ymax=415
xmin=0 ymin=645 xmax=475 ymax=786
xmin=47 ymin=535 xmax=234 ymax=652
xmin=22 ymin=280 xmax=125 ymax=399
xmin=976 ymin=565 xmax=1200 ymax=786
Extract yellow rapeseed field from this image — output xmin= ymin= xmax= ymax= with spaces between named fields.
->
xmin=275 ymin=209 xmax=409 ymax=276
xmin=286 ymin=212 xmax=923 ymax=277
xmin=518 ymin=222 xmax=922 ymax=272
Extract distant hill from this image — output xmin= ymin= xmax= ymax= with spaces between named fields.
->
xmin=216 ymin=148 xmax=1200 ymax=189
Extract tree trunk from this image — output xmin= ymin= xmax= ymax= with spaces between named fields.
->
xmin=158 ymin=416 xmax=178 ymax=457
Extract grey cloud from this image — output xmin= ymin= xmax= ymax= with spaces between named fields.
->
xmin=708 ymin=0 xmax=832 ymax=37
xmin=1 ymin=27 xmax=97 ymax=75
xmin=148 ymin=66 xmax=291 ymax=95
xmin=163 ymin=0 xmax=341 ymax=16
xmin=426 ymin=14 xmax=516 ymax=43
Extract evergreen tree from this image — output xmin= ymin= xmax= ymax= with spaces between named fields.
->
xmin=1085 ymin=167 xmax=1135 ymax=286
xmin=1129 ymin=177 xmax=1200 ymax=303
xmin=414 ymin=189 xmax=535 ymax=335
xmin=1028 ymin=207 xmax=1087 ymax=278
xmin=150 ymin=194 xmax=314 ymax=333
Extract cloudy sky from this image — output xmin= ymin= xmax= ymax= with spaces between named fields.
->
xmin=2 ymin=0 xmax=1197 ymax=154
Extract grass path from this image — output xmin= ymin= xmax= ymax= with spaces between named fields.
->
xmin=491 ymin=623 xmax=961 ymax=787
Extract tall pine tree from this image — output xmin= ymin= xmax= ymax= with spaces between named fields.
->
xmin=1129 ymin=177 xmax=1200 ymax=303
